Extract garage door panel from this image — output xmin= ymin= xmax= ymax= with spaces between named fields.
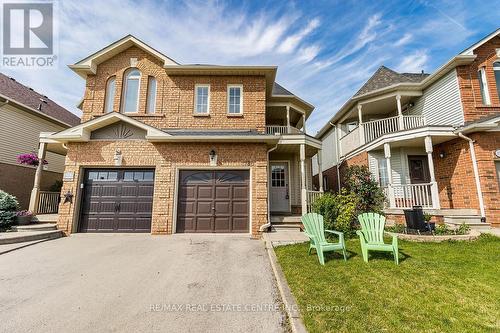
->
xmin=177 ymin=170 xmax=249 ymax=233
xmin=79 ymin=169 xmax=154 ymax=233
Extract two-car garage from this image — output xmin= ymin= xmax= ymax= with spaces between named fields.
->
xmin=78 ymin=168 xmax=250 ymax=234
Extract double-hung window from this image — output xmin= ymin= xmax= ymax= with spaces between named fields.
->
xmin=122 ymin=68 xmax=141 ymax=113
xmin=478 ymin=67 xmax=491 ymax=105
xmin=194 ymin=84 xmax=210 ymax=114
xmin=146 ymin=76 xmax=157 ymax=114
xmin=494 ymin=62 xmax=500 ymax=101
xmin=227 ymin=85 xmax=243 ymax=115
xmin=104 ymin=76 xmax=116 ymax=113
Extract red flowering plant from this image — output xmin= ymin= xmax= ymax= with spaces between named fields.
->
xmin=16 ymin=153 xmax=48 ymax=167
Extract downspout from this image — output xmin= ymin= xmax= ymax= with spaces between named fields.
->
xmin=330 ymin=121 xmax=342 ymax=192
xmin=457 ymin=132 xmax=486 ymax=221
xmin=260 ymin=143 xmax=279 ymax=232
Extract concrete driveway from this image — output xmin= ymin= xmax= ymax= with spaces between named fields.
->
xmin=0 ymin=234 xmax=285 ymax=333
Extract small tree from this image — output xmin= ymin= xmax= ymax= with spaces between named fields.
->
xmin=311 ymin=190 xmax=359 ymax=236
xmin=343 ymin=165 xmax=385 ymax=213
xmin=0 ymin=190 xmax=19 ymax=228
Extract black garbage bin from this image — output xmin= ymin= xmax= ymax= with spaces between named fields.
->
xmin=404 ymin=206 xmax=426 ymax=231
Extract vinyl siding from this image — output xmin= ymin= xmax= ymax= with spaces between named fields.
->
xmin=0 ymin=104 xmax=66 ymax=173
xmin=368 ymin=147 xmax=427 ymax=186
xmin=312 ymin=127 xmax=337 ymax=175
xmin=409 ymin=69 xmax=464 ymax=126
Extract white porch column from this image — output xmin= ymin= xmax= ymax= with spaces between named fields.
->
xmin=425 ymin=136 xmax=441 ymax=209
xmin=317 ymin=149 xmax=324 ymax=192
xmin=396 ymin=94 xmax=404 ymax=130
xmin=286 ymin=105 xmax=291 ymax=134
xmin=357 ymin=104 xmax=365 ymax=144
xmin=302 ymin=114 xmax=306 ymax=134
xmin=384 ymin=143 xmax=396 ymax=208
xmin=300 ymin=144 xmax=307 ymax=214
xmin=28 ymin=142 xmax=47 ymax=214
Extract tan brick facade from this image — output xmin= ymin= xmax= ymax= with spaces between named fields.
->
xmin=456 ymin=36 xmax=500 ymax=123
xmin=81 ymin=46 xmax=266 ymax=132
xmin=433 ymin=132 xmax=500 ymax=227
xmin=57 ymin=141 xmax=269 ymax=237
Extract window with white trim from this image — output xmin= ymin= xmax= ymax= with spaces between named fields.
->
xmin=122 ymin=68 xmax=141 ymax=113
xmin=346 ymin=121 xmax=358 ymax=133
xmin=378 ymin=158 xmax=389 ymax=187
xmin=104 ymin=76 xmax=116 ymax=113
xmin=194 ymin=84 xmax=210 ymax=114
xmin=227 ymin=85 xmax=243 ymax=114
xmin=494 ymin=62 xmax=500 ymax=100
xmin=146 ymin=76 xmax=157 ymax=114
xmin=478 ymin=67 xmax=491 ymax=105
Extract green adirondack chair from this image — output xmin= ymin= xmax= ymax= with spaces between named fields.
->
xmin=356 ymin=213 xmax=399 ymax=265
xmin=301 ymin=213 xmax=347 ymax=265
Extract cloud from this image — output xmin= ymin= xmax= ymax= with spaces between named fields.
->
xmin=277 ymin=18 xmax=320 ymax=53
xmin=395 ymin=50 xmax=429 ymax=73
xmin=394 ymin=33 xmax=412 ymax=47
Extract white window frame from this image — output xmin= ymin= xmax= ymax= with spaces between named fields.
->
xmin=146 ymin=76 xmax=157 ymax=114
xmin=346 ymin=121 xmax=358 ymax=133
xmin=227 ymin=84 xmax=243 ymax=115
xmin=104 ymin=76 xmax=116 ymax=113
xmin=478 ymin=67 xmax=491 ymax=105
xmin=194 ymin=84 xmax=210 ymax=115
xmin=121 ymin=68 xmax=141 ymax=113
xmin=493 ymin=61 xmax=500 ymax=100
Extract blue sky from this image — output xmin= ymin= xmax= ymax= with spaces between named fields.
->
xmin=2 ymin=0 xmax=500 ymax=134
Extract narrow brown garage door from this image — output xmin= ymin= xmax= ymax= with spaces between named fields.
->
xmin=176 ymin=170 xmax=249 ymax=233
xmin=79 ymin=169 xmax=154 ymax=233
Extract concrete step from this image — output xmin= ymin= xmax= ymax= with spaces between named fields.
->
xmin=270 ymin=215 xmax=302 ymax=223
xmin=12 ymin=223 xmax=57 ymax=232
xmin=444 ymin=215 xmax=490 ymax=230
xmin=31 ymin=214 xmax=58 ymax=224
xmin=271 ymin=224 xmax=303 ymax=232
xmin=0 ymin=230 xmax=63 ymax=245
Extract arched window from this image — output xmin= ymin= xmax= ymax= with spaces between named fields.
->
xmin=494 ymin=62 xmax=500 ymax=100
xmin=122 ymin=68 xmax=141 ymax=113
xmin=146 ymin=76 xmax=157 ymax=114
xmin=104 ymin=76 xmax=116 ymax=113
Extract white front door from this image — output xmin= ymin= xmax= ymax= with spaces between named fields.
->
xmin=270 ymin=162 xmax=290 ymax=212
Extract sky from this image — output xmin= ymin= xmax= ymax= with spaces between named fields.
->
xmin=2 ymin=0 xmax=500 ymax=134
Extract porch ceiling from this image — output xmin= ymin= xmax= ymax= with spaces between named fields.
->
xmin=367 ymin=132 xmax=456 ymax=151
xmin=273 ymin=143 xmax=317 ymax=157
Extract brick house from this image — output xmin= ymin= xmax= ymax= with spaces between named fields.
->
xmin=0 ymin=73 xmax=80 ymax=210
xmin=313 ymin=28 xmax=500 ymax=228
xmin=31 ymin=35 xmax=320 ymax=237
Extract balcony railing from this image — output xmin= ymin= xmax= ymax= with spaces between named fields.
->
xmin=339 ymin=126 xmax=361 ymax=156
xmin=364 ymin=116 xmax=399 ymax=143
xmin=306 ymin=190 xmax=324 ymax=213
xmin=403 ymin=115 xmax=425 ymax=130
xmin=390 ymin=183 xmax=433 ymax=209
xmin=37 ymin=191 xmax=60 ymax=214
xmin=265 ymin=125 xmax=302 ymax=135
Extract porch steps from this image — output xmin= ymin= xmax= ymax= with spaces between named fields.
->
xmin=12 ymin=223 xmax=57 ymax=232
xmin=0 ymin=230 xmax=63 ymax=245
xmin=271 ymin=215 xmax=303 ymax=232
xmin=444 ymin=215 xmax=490 ymax=230
xmin=31 ymin=214 xmax=58 ymax=224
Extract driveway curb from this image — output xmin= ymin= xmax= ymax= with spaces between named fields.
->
xmin=263 ymin=239 xmax=308 ymax=333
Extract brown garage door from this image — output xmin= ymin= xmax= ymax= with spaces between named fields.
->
xmin=79 ymin=169 xmax=154 ymax=233
xmin=177 ymin=170 xmax=249 ymax=233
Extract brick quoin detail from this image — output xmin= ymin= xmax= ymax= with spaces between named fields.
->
xmin=57 ymin=141 xmax=269 ymax=237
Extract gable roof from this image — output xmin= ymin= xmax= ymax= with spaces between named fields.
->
xmin=354 ymin=66 xmax=429 ymax=97
xmin=69 ymin=35 xmax=179 ymax=78
xmin=460 ymin=28 xmax=500 ymax=55
xmin=0 ymin=72 xmax=80 ymax=127
xmin=272 ymin=82 xmax=294 ymax=96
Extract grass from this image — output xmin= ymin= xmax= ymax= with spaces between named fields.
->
xmin=274 ymin=234 xmax=500 ymax=333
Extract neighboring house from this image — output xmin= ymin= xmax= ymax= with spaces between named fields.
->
xmin=313 ymin=28 xmax=500 ymax=228
xmin=0 ymin=73 xmax=80 ymax=210
xmin=34 ymin=35 xmax=320 ymax=237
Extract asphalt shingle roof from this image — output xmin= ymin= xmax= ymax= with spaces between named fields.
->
xmin=272 ymin=82 xmax=294 ymax=96
xmin=354 ymin=66 xmax=430 ymax=97
xmin=0 ymin=72 xmax=80 ymax=126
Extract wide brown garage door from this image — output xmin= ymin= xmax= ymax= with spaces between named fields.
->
xmin=79 ymin=169 xmax=154 ymax=233
xmin=176 ymin=170 xmax=249 ymax=233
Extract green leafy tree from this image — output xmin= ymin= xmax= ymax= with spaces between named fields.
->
xmin=0 ymin=190 xmax=19 ymax=228
xmin=343 ymin=165 xmax=385 ymax=213
xmin=311 ymin=190 xmax=359 ymax=236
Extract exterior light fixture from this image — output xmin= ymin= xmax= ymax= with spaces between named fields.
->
xmin=439 ymin=151 xmax=446 ymax=159
xmin=209 ymin=149 xmax=217 ymax=166
xmin=114 ymin=149 xmax=123 ymax=166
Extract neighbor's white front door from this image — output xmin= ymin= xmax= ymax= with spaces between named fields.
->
xmin=270 ymin=162 xmax=290 ymax=212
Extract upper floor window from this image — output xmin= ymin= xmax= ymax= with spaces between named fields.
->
xmin=227 ymin=85 xmax=243 ymax=115
xmin=146 ymin=76 xmax=157 ymax=114
xmin=122 ymin=68 xmax=141 ymax=113
xmin=346 ymin=121 xmax=358 ymax=133
xmin=378 ymin=158 xmax=389 ymax=187
xmin=194 ymin=84 xmax=210 ymax=114
xmin=478 ymin=67 xmax=491 ymax=105
xmin=104 ymin=76 xmax=116 ymax=113
xmin=494 ymin=62 xmax=500 ymax=100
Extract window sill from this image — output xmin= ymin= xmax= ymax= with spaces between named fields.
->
xmin=476 ymin=104 xmax=500 ymax=108
xmin=227 ymin=114 xmax=244 ymax=117
xmin=124 ymin=113 xmax=165 ymax=117
xmin=193 ymin=113 xmax=210 ymax=117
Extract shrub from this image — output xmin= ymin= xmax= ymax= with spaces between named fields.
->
xmin=311 ymin=190 xmax=359 ymax=236
xmin=0 ymin=190 xmax=19 ymax=228
xmin=457 ymin=223 xmax=471 ymax=235
xmin=434 ymin=223 xmax=450 ymax=235
xmin=343 ymin=165 xmax=385 ymax=213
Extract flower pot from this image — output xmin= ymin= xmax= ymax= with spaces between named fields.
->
xmin=16 ymin=215 xmax=32 ymax=225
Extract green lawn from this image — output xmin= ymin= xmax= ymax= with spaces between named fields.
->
xmin=274 ymin=234 xmax=500 ymax=333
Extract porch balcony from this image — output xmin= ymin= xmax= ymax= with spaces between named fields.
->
xmin=265 ymin=125 xmax=302 ymax=135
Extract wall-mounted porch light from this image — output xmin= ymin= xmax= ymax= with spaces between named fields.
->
xmin=114 ymin=149 xmax=123 ymax=166
xmin=209 ymin=149 xmax=217 ymax=166
xmin=439 ymin=151 xmax=446 ymax=159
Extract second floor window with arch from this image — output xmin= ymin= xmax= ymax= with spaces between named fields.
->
xmin=104 ymin=76 xmax=116 ymax=113
xmin=122 ymin=68 xmax=141 ymax=113
xmin=146 ymin=76 xmax=157 ymax=114
xmin=494 ymin=61 xmax=500 ymax=100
